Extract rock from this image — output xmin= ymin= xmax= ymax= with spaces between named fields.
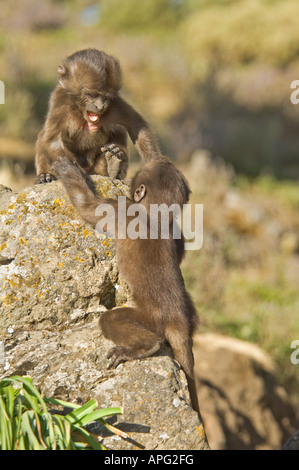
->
xmin=0 ymin=177 xmax=132 ymax=331
xmin=283 ymin=429 xmax=299 ymax=450
xmin=0 ymin=177 xmax=208 ymax=451
xmin=193 ymin=333 xmax=297 ymax=450
xmin=2 ymin=324 xmax=207 ymax=450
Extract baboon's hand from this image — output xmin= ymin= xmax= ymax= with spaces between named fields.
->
xmin=101 ymin=143 xmax=126 ymax=179
xmin=35 ymin=173 xmax=57 ymax=184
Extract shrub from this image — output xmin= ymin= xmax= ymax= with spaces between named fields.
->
xmin=0 ymin=375 xmax=123 ymax=450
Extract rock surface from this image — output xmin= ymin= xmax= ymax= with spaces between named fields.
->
xmin=0 ymin=178 xmax=132 ymax=331
xmin=283 ymin=429 xmax=299 ymax=450
xmin=193 ymin=333 xmax=297 ymax=450
xmin=0 ymin=178 xmax=208 ymax=451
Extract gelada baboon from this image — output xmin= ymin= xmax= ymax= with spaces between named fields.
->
xmin=52 ymin=155 xmax=200 ymax=413
xmin=35 ymin=49 xmax=161 ymax=184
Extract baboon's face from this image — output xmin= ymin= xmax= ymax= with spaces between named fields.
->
xmin=57 ymin=49 xmax=122 ymax=131
xmin=78 ymin=82 xmax=113 ymax=131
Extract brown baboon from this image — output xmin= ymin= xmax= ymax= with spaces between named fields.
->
xmin=52 ymin=155 xmax=200 ymax=413
xmin=35 ymin=49 xmax=161 ymax=184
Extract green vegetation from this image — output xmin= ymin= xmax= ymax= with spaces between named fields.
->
xmin=2 ymin=0 xmax=299 ymax=176
xmin=0 ymin=375 xmax=123 ymax=450
xmin=100 ymin=0 xmax=185 ymax=34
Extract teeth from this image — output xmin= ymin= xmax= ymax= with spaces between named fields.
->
xmin=88 ymin=114 xmax=99 ymax=122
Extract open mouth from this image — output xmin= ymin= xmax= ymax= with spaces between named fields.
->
xmin=85 ymin=111 xmax=101 ymax=131
xmin=87 ymin=112 xmax=100 ymax=123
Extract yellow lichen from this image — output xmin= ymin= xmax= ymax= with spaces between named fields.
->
xmin=16 ymin=193 xmax=27 ymax=204
xmin=1 ymin=291 xmax=17 ymax=306
xmin=196 ymin=425 xmax=206 ymax=440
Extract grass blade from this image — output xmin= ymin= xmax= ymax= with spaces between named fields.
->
xmin=13 ymin=397 xmax=24 ymax=450
xmin=44 ymin=397 xmax=81 ymax=410
xmin=3 ymin=376 xmax=57 ymax=450
xmin=100 ymin=420 xmax=128 ymax=439
xmin=76 ymin=407 xmax=122 ymax=427
xmin=52 ymin=414 xmax=73 ymax=450
xmin=0 ymin=375 xmax=124 ymax=450
xmin=0 ymin=396 xmax=9 ymax=450
xmin=65 ymin=399 xmax=97 ymax=424
xmin=71 ymin=424 xmax=106 ymax=450
xmin=21 ymin=411 xmax=43 ymax=450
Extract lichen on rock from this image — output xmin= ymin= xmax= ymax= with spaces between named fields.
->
xmin=0 ymin=176 xmax=208 ymax=450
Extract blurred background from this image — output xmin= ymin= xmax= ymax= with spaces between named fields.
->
xmin=0 ymin=0 xmax=299 ymax=446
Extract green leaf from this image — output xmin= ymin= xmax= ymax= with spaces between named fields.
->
xmin=5 ymin=376 xmax=57 ymax=449
xmin=13 ymin=397 xmax=24 ymax=450
xmin=2 ymin=385 xmax=15 ymax=419
xmin=71 ymin=424 xmax=105 ymax=450
xmin=22 ymin=388 xmax=40 ymax=414
xmin=0 ymin=375 xmax=123 ymax=450
xmin=76 ymin=407 xmax=122 ymax=427
xmin=44 ymin=397 xmax=81 ymax=410
xmin=65 ymin=399 xmax=98 ymax=424
xmin=52 ymin=414 xmax=73 ymax=450
xmin=0 ymin=395 xmax=11 ymax=450
xmin=21 ymin=411 xmax=43 ymax=450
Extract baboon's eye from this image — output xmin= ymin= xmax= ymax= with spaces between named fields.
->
xmin=86 ymin=92 xmax=100 ymax=99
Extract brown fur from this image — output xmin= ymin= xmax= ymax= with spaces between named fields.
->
xmin=52 ymin=155 xmax=200 ymax=413
xmin=35 ymin=49 xmax=161 ymax=184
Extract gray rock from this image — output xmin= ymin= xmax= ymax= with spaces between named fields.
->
xmin=0 ymin=177 xmax=131 ymax=331
xmin=283 ymin=429 xmax=299 ymax=450
xmin=0 ymin=177 xmax=208 ymax=451
xmin=193 ymin=333 xmax=297 ymax=450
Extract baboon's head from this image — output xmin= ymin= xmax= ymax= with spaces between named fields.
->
xmin=57 ymin=49 xmax=122 ymax=131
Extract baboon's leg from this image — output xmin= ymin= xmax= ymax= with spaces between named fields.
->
xmin=100 ymin=307 xmax=162 ymax=368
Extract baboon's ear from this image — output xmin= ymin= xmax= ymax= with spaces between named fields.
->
xmin=57 ymin=65 xmax=68 ymax=87
xmin=134 ymin=184 xmax=146 ymax=202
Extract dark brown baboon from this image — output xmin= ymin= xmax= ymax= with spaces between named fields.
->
xmin=35 ymin=49 xmax=161 ymax=184
xmin=52 ymin=155 xmax=200 ymax=414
